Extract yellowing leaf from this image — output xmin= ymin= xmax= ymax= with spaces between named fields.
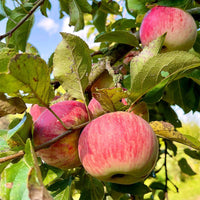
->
xmin=93 ymin=87 xmax=128 ymax=112
xmin=150 ymin=121 xmax=200 ymax=150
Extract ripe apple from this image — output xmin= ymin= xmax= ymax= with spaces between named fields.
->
xmin=139 ymin=6 xmax=197 ymax=51
xmin=30 ymin=104 xmax=47 ymax=122
xmin=78 ymin=112 xmax=158 ymax=185
xmin=33 ymin=100 xmax=89 ymax=169
xmin=30 ymin=96 xmax=61 ymax=122
xmin=88 ymin=97 xmax=105 ymax=119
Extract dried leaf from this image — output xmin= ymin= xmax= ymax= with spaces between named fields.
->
xmin=0 ymin=93 xmax=26 ymax=117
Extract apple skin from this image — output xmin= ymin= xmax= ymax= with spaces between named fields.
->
xmin=139 ymin=6 xmax=197 ymax=51
xmin=33 ymin=100 xmax=89 ymax=170
xmin=88 ymin=97 xmax=105 ymax=119
xmin=30 ymin=104 xmax=47 ymax=122
xmin=30 ymin=96 xmax=61 ymax=122
xmin=78 ymin=112 xmax=158 ymax=185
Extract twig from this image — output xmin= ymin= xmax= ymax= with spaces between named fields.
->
xmin=0 ymin=121 xmax=89 ymax=164
xmin=47 ymin=106 xmax=69 ymax=130
xmin=90 ymin=50 xmax=103 ymax=57
xmin=34 ymin=129 xmax=73 ymax=151
xmin=164 ymin=140 xmax=169 ymax=199
xmin=0 ymin=0 xmax=45 ymax=41
xmin=0 ymin=151 xmax=24 ymax=163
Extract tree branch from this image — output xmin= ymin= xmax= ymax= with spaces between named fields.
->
xmin=164 ymin=140 xmax=169 ymax=200
xmin=0 ymin=0 xmax=45 ymax=41
xmin=0 ymin=121 xmax=89 ymax=164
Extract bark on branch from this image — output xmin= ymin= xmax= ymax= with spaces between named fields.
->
xmin=0 ymin=121 xmax=89 ymax=164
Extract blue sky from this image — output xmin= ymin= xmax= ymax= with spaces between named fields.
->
xmin=1 ymin=1 xmax=97 ymax=61
xmin=1 ymin=1 xmax=200 ymax=125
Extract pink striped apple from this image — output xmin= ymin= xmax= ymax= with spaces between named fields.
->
xmin=78 ymin=112 xmax=159 ymax=185
xmin=88 ymin=97 xmax=105 ymax=119
xmin=33 ymin=100 xmax=89 ymax=169
xmin=30 ymin=104 xmax=47 ymax=122
xmin=139 ymin=6 xmax=197 ymax=51
xmin=30 ymin=96 xmax=61 ymax=122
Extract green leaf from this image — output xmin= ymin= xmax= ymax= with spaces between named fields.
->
xmin=163 ymin=78 xmax=200 ymax=113
xmin=166 ymin=140 xmax=177 ymax=156
xmin=150 ymin=121 xmax=200 ymax=150
xmin=186 ymin=68 xmax=200 ymax=85
xmin=111 ymin=18 xmax=136 ymax=30
xmin=7 ymin=113 xmax=33 ymax=151
xmin=0 ymin=160 xmax=11 ymax=174
xmin=48 ymin=177 xmax=73 ymax=198
xmin=157 ymin=0 xmax=194 ymax=9
xmin=110 ymin=182 xmax=151 ymax=195
xmin=0 ymin=48 xmax=16 ymax=73
xmin=0 ymin=139 xmax=53 ymax=200
xmin=53 ymin=33 xmax=91 ymax=101
xmin=95 ymin=31 xmax=139 ymax=47
xmin=0 ymin=4 xmax=6 ymax=20
xmin=68 ymin=0 xmax=84 ymax=31
xmin=149 ymin=182 xmax=165 ymax=190
xmin=93 ymin=88 xmax=128 ymax=112
xmin=178 ymin=158 xmax=196 ymax=176
xmin=93 ymin=9 xmax=107 ymax=33
xmin=184 ymin=148 xmax=200 ymax=160
xmin=126 ymin=0 xmax=148 ymax=15
xmin=73 ymin=173 xmax=104 ymax=200
xmin=40 ymin=0 xmax=51 ymax=17
xmin=100 ymin=0 xmax=121 ymax=15
xmin=25 ymin=43 xmax=40 ymax=55
xmin=0 ymin=159 xmax=30 ymax=200
xmin=76 ymin=0 xmax=92 ymax=13
xmin=148 ymin=100 xmax=182 ymax=128
xmin=25 ymin=139 xmax=53 ymax=200
xmin=130 ymin=51 xmax=200 ymax=102
xmin=0 ymin=53 xmax=53 ymax=105
xmin=0 ymin=129 xmax=9 ymax=151
xmin=0 ymin=93 xmax=26 ymax=117
xmin=130 ymin=34 xmax=165 ymax=86
xmin=193 ymin=31 xmax=200 ymax=54
xmin=53 ymin=179 xmax=72 ymax=200
xmin=6 ymin=5 xmax=34 ymax=51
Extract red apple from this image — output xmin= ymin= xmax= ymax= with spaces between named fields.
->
xmin=78 ymin=112 xmax=158 ymax=185
xmin=33 ymin=100 xmax=89 ymax=169
xmin=30 ymin=96 xmax=61 ymax=122
xmin=139 ymin=6 xmax=197 ymax=51
xmin=88 ymin=97 xmax=105 ymax=119
xmin=30 ymin=104 xmax=47 ymax=122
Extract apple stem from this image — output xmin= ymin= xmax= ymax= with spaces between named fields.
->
xmin=47 ymin=106 xmax=69 ymax=130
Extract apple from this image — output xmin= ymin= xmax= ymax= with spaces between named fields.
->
xmin=139 ymin=6 xmax=197 ymax=51
xmin=78 ymin=112 xmax=158 ymax=185
xmin=33 ymin=100 xmax=89 ymax=169
xmin=88 ymin=97 xmax=105 ymax=119
xmin=30 ymin=96 xmax=61 ymax=122
xmin=30 ymin=104 xmax=47 ymax=122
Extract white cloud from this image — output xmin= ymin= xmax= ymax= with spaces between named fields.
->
xmin=61 ymin=17 xmax=98 ymax=48
xmin=37 ymin=18 xmax=59 ymax=35
xmin=172 ymin=105 xmax=200 ymax=125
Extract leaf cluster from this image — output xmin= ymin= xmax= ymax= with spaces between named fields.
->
xmin=0 ymin=0 xmax=200 ymax=200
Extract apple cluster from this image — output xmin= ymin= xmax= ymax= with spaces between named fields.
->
xmin=30 ymin=5 xmax=197 ymax=185
xmin=31 ymin=98 xmax=158 ymax=185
